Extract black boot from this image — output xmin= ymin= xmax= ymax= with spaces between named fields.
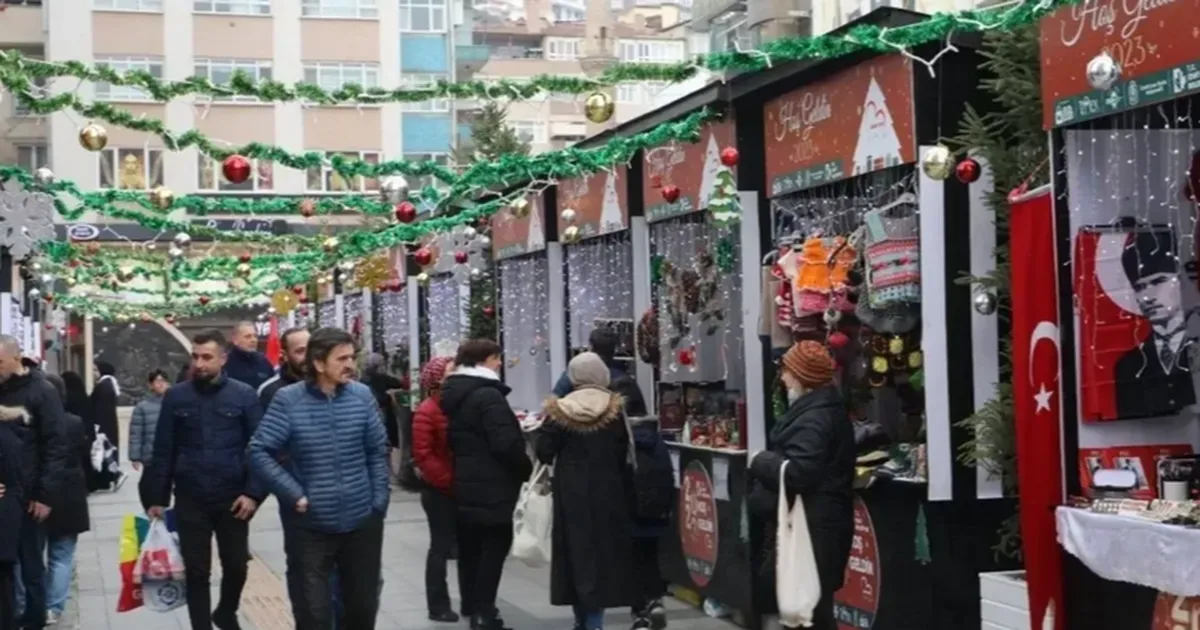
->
xmin=471 ymin=613 xmax=512 ymax=630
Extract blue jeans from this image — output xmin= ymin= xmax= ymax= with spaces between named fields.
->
xmin=45 ymin=535 xmax=78 ymax=615
xmin=572 ymin=606 xmax=604 ymax=630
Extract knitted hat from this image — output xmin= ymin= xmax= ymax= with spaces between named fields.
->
xmin=781 ymin=340 xmax=835 ymax=388
xmin=420 ymin=356 xmax=454 ymax=392
xmin=567 ymin=352 xmax=610 ymax=389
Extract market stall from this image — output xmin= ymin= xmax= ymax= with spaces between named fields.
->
xmin=1034 ymin=2 xmax=1200 ymax=626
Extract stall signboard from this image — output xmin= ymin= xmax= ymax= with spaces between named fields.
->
xmin=557 ymin=166 xmax=629 ymax=239
xmin=763 ymin=54 xmax=916 ymax=197
xmin=834 ymin=498 xmax=881 ymax=630
xmin=491 ymin=193 xmax=547 ymax=260
xmin=1151 ymin=592 xmax=1200 ymax=629
xmin=1040 ymin=0 xmax=1200 ymax=128
xmin=643 ymin=121 xmax=737 ymax=222
xmin=678 ymin=460 xmax=718 ymax=588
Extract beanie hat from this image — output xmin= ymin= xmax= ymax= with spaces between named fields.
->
xmin=781 ymin=340 xmax=835 ymax=388
xmin=420 ymin=356 xmax=454 ymax=393
xmin=567 ymin=352 xmax=611 ymax=389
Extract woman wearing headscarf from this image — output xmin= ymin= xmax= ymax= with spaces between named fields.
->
xmin=411 ymin=356 xmax=458 ymax=623
xmin=535 ymin=352 xmax=635 ymax=630
xmin=62 ymin=372 xmax=101 ymax=493
xmin=90 ymin=361 xmax=124 ymax=491
xmin=746 ymin=341 xmax=856 ymax=630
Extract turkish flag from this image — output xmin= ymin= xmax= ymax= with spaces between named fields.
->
xmin=264 ymin=316 xmax=281 ymax=368
xmin=1009 ymin=185 xmax=1065 ymax=630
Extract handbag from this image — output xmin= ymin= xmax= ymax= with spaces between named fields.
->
xmin=511 ymin=461 xmax=553 ymax=568
xmin=775 ymin=461 xmax=821 ymax=628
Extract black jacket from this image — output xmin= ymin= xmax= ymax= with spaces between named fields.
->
xmin=45 ymin=411 xmax=91 ymax=538
xmin=0 ymin=410 xmax=26 ymax=563
xmin=441 ymin=371 xmax=532 ymax=525
xmin=748 ymin=385 xmax=856 ymax=591
xmin=90 ymin=377 xmax=120 ymax=454
xmin=225 ymin=347 xmax=274 ymax=391
xmin=257 ymin=366 xmax=302 ymax=410
xmin=0 ymin=369 xmax=68 ymax=508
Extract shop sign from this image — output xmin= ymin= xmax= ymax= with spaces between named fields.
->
xmin=490 ymin=193 xmax=547 ymax=260
xmin=557 ymin=166 xmax=629 ymax=239
xmin=678 ymin=460 xmax=718 ymax=588
xmin=763 ymin=54 xmax=916 ymax=197
xmin=643 ymin=121 xmax=737 ymax=222
xmin=834 ymin=498 xmax=880 ymax=629
xmin=1151 ymin=592 xmax=1200 ymax=629
xmin=1039 ymin=0 xmax=1200 ymax=128
xmin=66 ymin=223 xmax=101 ymax=241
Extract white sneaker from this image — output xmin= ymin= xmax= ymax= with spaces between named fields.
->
xmin=45 ymin=610 xmax=61 ymax=626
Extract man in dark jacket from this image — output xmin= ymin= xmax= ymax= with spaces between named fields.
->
xmin=441 ymin=339 xmax=531 ymax=630
xmin=0 ymin=334 xmax=68 ymax=630
xmin=141 ymin=329 xmax=266 ymax=630
xmin=553 ymin=328 xmax=647 ymax=416
xmin=224 ymin=321 xmax=274 ymax=391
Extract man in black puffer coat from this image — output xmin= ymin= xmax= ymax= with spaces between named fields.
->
xmin=441 ymin=339 xmax=531 ymax=630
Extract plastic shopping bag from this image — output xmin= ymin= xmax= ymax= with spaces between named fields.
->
xmin=117 ymin=511 xmax=179 ymax=613
xmin=91 ymin=431 xmax=118 ymax=474
xmin=133 ymin=520 xmax=185 ymax=584
xmin=511 ymin=461 xmax=553 ymax=568
xmin=776 ymin=461 xmax=821 ymax=628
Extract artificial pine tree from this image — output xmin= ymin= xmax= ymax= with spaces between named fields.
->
xmin=453 ymin=103 xmax=531 ymax=340
xmin=950 ymin=25 xmax=1048 ymax=560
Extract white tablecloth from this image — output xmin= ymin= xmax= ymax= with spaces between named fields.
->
xmin=1056 ymin=506 xmax=1200 ymax=596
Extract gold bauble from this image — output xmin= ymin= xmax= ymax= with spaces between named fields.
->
xmin=270 ymin=288 xmax=299 ymax=315
xmin=509 ymin=197 xmax=531 ymax=219
xmin=322 ymin=237 xmax=340 ymax=253
xmin=354 ymin=255 xmax=391 ymax=288
xmin=584 ymin=91 xmax=615 ymax=124
xmin=562 ymin=225 xmax=582 ymax=244
xmin=921 ymin=145 xmax=955 ymax=181
xmin=78 ymin=122 xmax=109 ymax=152
xmin=236 ymin=263 xmax=252 ymax=277
xmin=416 ymin=272 xmax=431 ymax=287
xmin=149 ymin=186 xmax=175 ymax=210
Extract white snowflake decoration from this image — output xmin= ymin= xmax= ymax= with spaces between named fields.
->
xmin=0 ymin=191 xmax=56 ymax=260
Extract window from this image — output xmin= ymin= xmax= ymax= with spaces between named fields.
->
xmin=617 ymin=81 xmax=667 ymax=104
xmin=197 ymin=155 xmax=274 ymax=191
xmin=98 ymin=147 xmax=164 ymax=190
xmin=303 ymin=62 xmax=380 ymax=94
xmin=618 ymin=40 xmax=686 ymax=63
xmin=193 ymin=0 xmax=271 ymax=15
xmin=545 ymin=37 xmax=582 ymax=60
xmin=94 ymin=57 xmax=164 ymax=102
xmin=398 ymin=0 xmax=446 ymax=31
xmin=16 ymin=145 xmax=49 ymax=172
xmin=552 ymin=5 xmax=583 ymax=21
xmin=94 ymin=0 xmax=162 ymax=10
xmin=193 ymin=59 xmax=273 ymax=102
xmin=508 ymin=121 xmax=546 ymax=145
xmin=301 ymin=0 xmax=377 ymax=18
xmin=403 ymin=153 xmax=450 ymax=192
xmin=399 ymin=74 xmax=449 ymax=112
xmin=306 ymin=151 xmax=381 ymax=192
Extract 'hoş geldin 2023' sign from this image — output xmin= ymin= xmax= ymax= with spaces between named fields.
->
xmin=1039 ymin=0 xmax=1200 ymax=128
xmin=763 ymin=54 xmax=916 ymax=197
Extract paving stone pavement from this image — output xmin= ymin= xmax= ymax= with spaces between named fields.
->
xmin=68 ymin=411 xmax=740 ymax=630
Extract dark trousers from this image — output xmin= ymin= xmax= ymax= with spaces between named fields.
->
xmin=281 ymin=510 xmax=345 ymax=628
xmin=420 ymin=490 xmax=456 ymax=615
xmin=631 ymin=537 xmax=664 ymax=613
xmin=1 ymin=561 xmax=15 ymax=630
xmin=291 ymin=515 xmax=384 ymax=630
xmin=16 ymin=514 xmax=44 ymax=630
xmin=455 ymin=519 xmax=512 ymax=620
xmin=175 ymin=497 xmax=250 ymax=630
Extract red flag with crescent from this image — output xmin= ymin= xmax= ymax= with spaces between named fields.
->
xmin=1009 ymin=185 xmax=1064 ymax=630
xmin=265 ymin=316 xmax=281 ymax=368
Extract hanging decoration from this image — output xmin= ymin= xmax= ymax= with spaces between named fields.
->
xmin=954 ymin=157 xmax=982 ymax=184
xmin=561 ymin=225 xmax=582 ymax=244
xmin=661 ymin=185 xmax=681 ymax=204
xmin=380 ymin=175 xmax=410 ymax=204
xmin=353 ymin=255 xmax=392 ymax=288
xmin=707 ymin=169 xmax=740 ymax=225
xmin=221 ymin=155 xmax=252 ymax=184
xmin=270 ymin=288 xmax=299 ymax=315
xmin=973 ymin=289 xmax=999 ymax=315
xmin=584 ymin=92 xmax=615 ymax=124
xmin=719 ymin=146 xmax=739 ymax=167
xmin=921 ymin=145 xmax=955 ymax=181
xmin=661 ymin=253 xmax=723 ymax=349
xmin=394 ymin=201 xmax=417 ymax=224
xmin=0 ymin=191 xmax=56 ymax=260
xmin=78 ymin=122 xmax=107 ymax=151
xmin=413 ymin=247 xmax=434 ymax=268
xmin=560 ymin=208 xmax=578 ymax=225
xmin=637 ymin=306 xmax=660 ymax=366
xmin=1085 ymin=51 xmax=1120 ymax=90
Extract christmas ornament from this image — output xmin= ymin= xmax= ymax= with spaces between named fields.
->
xmin=271 ymin=288 xmax=299 ymax=315
xmin=921 ymin=145 xmax=954 ymax=181
xmin=149 ymin=186 xmax=174 ymax=210
xmin=828 ymin=331 xmax=850 ymax=349
xmin=661 ymin=185 xmax=680 ymax=204
xmin=955 ymin=157 xmax=981 ymax=184
xmin=198 ymin=295 xmax=210 ymax=305
xmin=354 ymin=255 xmax=391 ymax=288
xmin=380 ymin=176 xmax=410 ymax=203
xmin=463 ymin=226 xmax=478 ymax=239
xmin=509 ymin=197 xmax=531 ymax=219
xmin=454 ymin=250 xmax=469 ymax=264
xmin=236 ymin=263 xmax=251 ymax=278
xmin=394 ymin=201 xmax=417 ymax=223
xmin=677 ymin=347 xmax=696 ymax=366
xmin=470 ymin=267 xmax=483 ymax=278
xmin=78 ymin=122 xmax=108 ymax=151
xmin=650 ymin=174 xmax=662 ymax=189
xmin=238 ymin=252 xmax=252 ymax=263
xmin=413 ymin=247 xmax=434 ymax=267
xmin=636 ymin=307 xmax=660 ymax=365
xmin=478 ymin=234 xmax=491 ymax=248
xmin=28 ymin=288 xmax=40 ymax=300
xmin=561 ymin=225 xmax=581 ymax=244
xmin=973 ymin=290 xmax=998 ymax=315
xmin=482 ymin=305 xmax=496 ymax=318
xmin=584 ymin=91 xmax=615 ymax=123
xmin=33 ymin=167 xmax=54 ymax=186
xmin=387 ymin=278 xmax=403 ymax=292
xmin=173 ymin=232 xmax=192 ymax=248
xmin=1086 ymin=51 xmax=1120 ymax=90
xmin=720 ymin=147 xmax=739 ymax=167
xmin=708 ymin=169 xmax=740 ymax=225
xmin=42 ymin=293 xmax=53 ymax=303
xmin=322 ymin=237 xmax=339 ymax=253
xmin=416 ymin=272 xmax=431 ymax=287
xmin=0 ymin=191 xmax=55 ymax=259
xmin=292 ymin=285 xmax=305 ymax=295
xmin=560 ymin=208 xmax=578 ymax=224
xmin=298 ymin=198 xmax=316 ymax=217
xmin=221 ymin=155 xmax=252 ymax=184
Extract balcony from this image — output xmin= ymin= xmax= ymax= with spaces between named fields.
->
xmin=455 ymin=44 xmax=491 ymax=78
xmin=0 ymin=0 xmax=45 ymax=49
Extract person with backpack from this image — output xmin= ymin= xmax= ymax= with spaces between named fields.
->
xmin=411 ymin=356 xmax=458 ymax=623
xmin=628 ymin=416 xmax=675 ymax=630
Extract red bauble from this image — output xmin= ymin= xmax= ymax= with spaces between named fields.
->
xmin=454 ymin=250 xmax=469 ymax=265
xmin=387 ymin=278 xmax=403 ymax=292
xmin=239 ymin=252 xmax=251 ymax=263
xmin=677 ymin=347 xmax=695 ymax=366
xmin=828 ymin=331 xmax=850 ymax=349
xmin=292 ymin=285 xmax=305 ymax=295
xmin=662 ymin=185 xmax=681 ymax=203
xmin=394 ymin=201 xmax=417 ymax=224
xmin=222 ymin=155 xmax=252 ymax=184
xmin=298 ymin=199 xmax=316 ymax=218
xmin=955 ymin=158 xmax=981 ymax=184
xmin=42 ymin=294 xmax=53 ymax=303
xmin=198 ymin=296 xmax=210 ymax=305
xmin=413 ymin=247 xmax=434 ymax=267
xmin=164 ymin=316 xmax=176 ymax=325
xmin=720 ymin=146 xmax=739 ymax=167
xmin=482 ymin=305 xmax=496 ymax=318
xmin=650 ymin=174 xmax=663 ymax=189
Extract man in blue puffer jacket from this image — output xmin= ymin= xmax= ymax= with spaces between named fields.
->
xmin=141 ymin=329 xmax=266 ymax=630
xmin=249 ymin=327 xmax=390 ymax=630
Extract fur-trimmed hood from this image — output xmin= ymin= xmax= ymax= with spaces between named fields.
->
xmin=542 ymin=386 xmax=624 ymax=431
xmin=0 ymin=405 xmax=31 ymax=425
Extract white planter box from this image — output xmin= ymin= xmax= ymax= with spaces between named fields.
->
xmin=980 ymin=571 xmax=1031 ymax=630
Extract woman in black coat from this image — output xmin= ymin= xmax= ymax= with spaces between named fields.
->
xmin=535 ymin=352 xmax=635 ymax=630
xmin=90 ymin=362 xmax=122 ymax=490
xmin=62 ymin=372 xmax=102 ymax=493
xmin=42 ymin=374 xmax=91 ymax=622
xmin=747 ymin=341 xmax=856 ymax=630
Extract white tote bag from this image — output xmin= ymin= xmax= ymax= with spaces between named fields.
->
xmin=775 ymin=461 xmax=822 ymax=628
xmin=511 ymin=461 xmax=553 ymax=568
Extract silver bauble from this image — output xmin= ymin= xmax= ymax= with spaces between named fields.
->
xmin=560 ymin=208 xmax=578 ymax=224
xmin=40 ymin=274 xmax=54 ymax=285
xmin=1086 ymin=51 xmax=1120 ymax=91
xmin=28 ymin=288 xmax=40 ymax=299
xmin=463 ymin=226 xmax=478 ymax=239
xmin=921 ymin=145 xmax=955 ymax=181
xmin=478 ymin=235 xmax=491 ymax=248
xmin=173 ymin=232 xmax=192 ymax=247
xmin=470 ymin=267 xmax=483 ymax=278
xmin=168 ymin=246 xmax=185 ymax=261
xmin=973 ymin=290 xmax=999 ymax=316
xmin=380 ymin=176 xmax=409 ymax=204
xmin=33 ymin=167 xmax=54 ymax=186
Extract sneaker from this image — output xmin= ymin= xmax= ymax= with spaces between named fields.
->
xmin=113 ymin=472 xmax=128 ymax=491
xmin=648 ymin=600 xmax=667 ymax=629
xmin=44 ymin=610 xmax=61 ymax=626
xmin=428 ymin=610 xmax=460 ymax=623
xmin=631 ymin=617 xmax=652 ymax=630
